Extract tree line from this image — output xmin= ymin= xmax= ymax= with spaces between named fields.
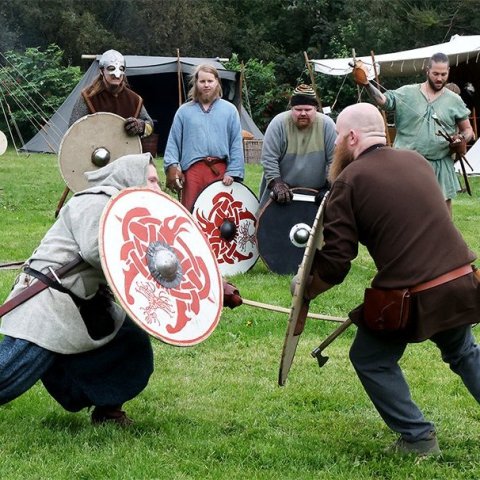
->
xmin=0 ymin=0 xmax=479 ymax=140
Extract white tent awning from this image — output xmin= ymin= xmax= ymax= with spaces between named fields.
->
xmin=312 ymin=35 xmax=480 ymax=78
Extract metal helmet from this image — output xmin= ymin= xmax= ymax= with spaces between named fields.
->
xmin=99 ymin=49 xmax=125 ymax=79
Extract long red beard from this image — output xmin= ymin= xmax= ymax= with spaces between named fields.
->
xmin=328 ymin=137 xmax=354 ymax=183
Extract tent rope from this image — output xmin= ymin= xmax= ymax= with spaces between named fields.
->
xmin=0 ymin=52 xmax=67 ymax=145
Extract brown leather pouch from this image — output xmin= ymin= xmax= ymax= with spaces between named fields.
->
xmin=363 ymin=288 xmax=411 ymax=332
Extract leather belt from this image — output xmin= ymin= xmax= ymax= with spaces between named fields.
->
xmin=0 ymin=253 xmax=84 ymax=317
xmin=201 ymin=156 xmax=225 ymax=175
xmin=410 ymin=264 xmax=473 ymax=293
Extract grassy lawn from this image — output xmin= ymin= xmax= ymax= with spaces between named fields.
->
xmin=1 ymin=150 xmax=480 ymax=479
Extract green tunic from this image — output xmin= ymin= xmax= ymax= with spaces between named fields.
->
xmin=383 ymin=85 xmax=470 ymax=199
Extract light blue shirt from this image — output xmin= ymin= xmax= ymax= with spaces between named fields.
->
xmin=163 ymin=99 xmax=244 ymax=179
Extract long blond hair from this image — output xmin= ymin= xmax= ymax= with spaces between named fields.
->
xmin=83 ymin=71 xmax=130 ymax=97
xmin=188 ymin=64 xmax=222 ymax=101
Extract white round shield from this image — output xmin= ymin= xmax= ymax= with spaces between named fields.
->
xmin=99 ymin=188 xmax=223 ymax=346
xmin=0 ymin=130 xmax=7 ymax=155
xmin=58 ymin=112 xmax=142 ymax=193
xmin=192 ymin=181 xmax=259 ymax=276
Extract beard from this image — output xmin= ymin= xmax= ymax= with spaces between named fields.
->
xmin=328 ymin=136 xmax=355 ymax=183
xmin=427 ymin=75 xmax=447 ymax=92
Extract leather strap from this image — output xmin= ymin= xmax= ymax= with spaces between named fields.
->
xmin=201 ymin=156 xmax=225 ymax=175
xmin=0 ymin=253 xmax=84 ymax=317
xmin=410 ymin=264 xmax=473 ymax=293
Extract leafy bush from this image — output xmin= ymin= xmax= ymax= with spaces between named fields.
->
xmin=225 ymin=54 xmax=291 ymax=131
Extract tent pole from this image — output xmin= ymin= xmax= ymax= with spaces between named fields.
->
xmin=472 ymin=107 xmax=478 ymax=140
xmin=176 ymin=49 xmax=183 ymax=107
xmin=371 ymin=50 xmax=392 ymax=146
xmin=303 ymin=51 xmax=323 ymax=112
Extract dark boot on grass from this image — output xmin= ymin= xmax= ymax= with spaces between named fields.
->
xmin=388 ymin=431 xmax=441 ymax=457
xmin=91 ymin=405 xmax=133 ymax=427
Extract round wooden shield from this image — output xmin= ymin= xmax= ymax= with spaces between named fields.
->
xmin=0 ymin=130 xmax=7 ymax=155
xmin=99 ymin=187 xmax=223 ymax=346
xmin=192 ymin=181 xmax=259 ymax=276
xmin=256 ymin=188 xmax=319 ymax=275
xmin=58 ymin=112 xmax=142 ymax=193
xmin=279 ymin=192 xmax=329 ymax=386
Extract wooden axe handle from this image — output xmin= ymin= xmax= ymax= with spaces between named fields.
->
xmin=310 ymin=318 xmax=353 ymax=359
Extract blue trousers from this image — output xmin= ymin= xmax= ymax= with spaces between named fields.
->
xmin=0 ymin=317 xmax=154 ymax=412
xmin=349 ymin=324 xmax=480 ymax=441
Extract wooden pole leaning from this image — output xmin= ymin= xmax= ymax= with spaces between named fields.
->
xmin=303 ymin=51 xmax=323 ymax=112
xmin=242 ymin=298 xmax=346 ymax=323
xmin=370 ymin=50 xmax=392 ymax=146
xmin=176 ymin=49 xmax=183 ymax=107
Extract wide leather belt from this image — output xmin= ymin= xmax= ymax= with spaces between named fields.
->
xmin=410 ymin=264 xmax=473 ymax=293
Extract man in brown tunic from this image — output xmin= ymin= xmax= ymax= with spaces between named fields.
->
xmin=69 ymin=50 xmax=153 ymax=139
xmin=306 ymin=102 xmax=480 ymax=456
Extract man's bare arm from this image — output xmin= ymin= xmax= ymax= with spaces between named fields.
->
xmin=364 ymin=82 xmax=387 ymax=107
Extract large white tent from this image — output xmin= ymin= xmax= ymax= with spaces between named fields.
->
xmin=312 ymin=34 xmax=480 ymax=78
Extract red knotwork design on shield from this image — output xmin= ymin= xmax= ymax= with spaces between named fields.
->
xmin=192 ymin=181 xmax=259 ymax=276
xmin=99 ymin=188 xmax=223 ymax=346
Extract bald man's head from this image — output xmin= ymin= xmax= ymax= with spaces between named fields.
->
xmin=336 ymin=103 xmax=386 ymax=140
xmin=329 ymin=103 xmax=387 ymax=183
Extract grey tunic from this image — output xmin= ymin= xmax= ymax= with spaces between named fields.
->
xmin=259 ymin=111 xmax=336 ymax=205
xmin=0 ymin=153 xmax=153 ymax=354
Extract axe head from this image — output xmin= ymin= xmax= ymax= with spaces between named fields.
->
xmin=311 ymin=349 xmax=329 ymax=368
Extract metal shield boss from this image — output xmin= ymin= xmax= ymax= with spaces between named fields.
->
xmin=58 ymin=112 xmax=142 ymax=193
xmin=279 ymin=192 xmax=329 ymax=386
xmin=99 ymin=188 xmax=223 ymax=346
xmin=192 ymin=180 xmax=259 ymax=276
xmin=257 ymin=188 xmax=319 ymax=275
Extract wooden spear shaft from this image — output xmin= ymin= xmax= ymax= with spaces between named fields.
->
xmin=371 ymin=50 xmax=392 ymax=146
xmin=303 ymin=51 xmax=323 ymax=112
xmin=242 ymin=298 xmax=346 ymax=323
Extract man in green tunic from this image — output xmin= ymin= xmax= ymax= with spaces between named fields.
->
xmin=355 ymin=52 xmax=473 ymax=215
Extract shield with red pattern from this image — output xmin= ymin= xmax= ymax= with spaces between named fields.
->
xmin=99 ymin=187 xmax=223 ymax=346
xmin=192 ymin=181 xmax=259 ymax=276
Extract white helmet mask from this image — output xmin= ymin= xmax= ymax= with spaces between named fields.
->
xmin=99 ymin=50 xmax=125 ymax=79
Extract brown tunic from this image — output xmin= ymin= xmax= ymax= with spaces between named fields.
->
xmin=313 ymin=146 xmax=479 ymax=342
xmin=81 ymin=87 xmax=143 ymax=118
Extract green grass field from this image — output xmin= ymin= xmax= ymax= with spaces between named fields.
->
xmin=1 ymin=150 xmax=480 ymax=479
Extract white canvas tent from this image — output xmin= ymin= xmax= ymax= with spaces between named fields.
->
xmin=312 ymin=34 xmax=480 ymax=78
xmin=21 ymin=55 xmax=263 ymax=154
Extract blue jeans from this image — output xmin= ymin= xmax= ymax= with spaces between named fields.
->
xmin=349 ymin=324 xmax=480 ymax=441
xmin=0 ymin=317 xmax=154 ymax=411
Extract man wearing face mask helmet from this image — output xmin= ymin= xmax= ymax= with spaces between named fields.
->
xmin=69 ymin=49 xmax=153 ymax=138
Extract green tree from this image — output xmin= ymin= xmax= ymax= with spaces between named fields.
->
xmin=0 ymin=44 xmax=82 ymax=140
xmin=224 ymin=54 xmax=291 ymax=131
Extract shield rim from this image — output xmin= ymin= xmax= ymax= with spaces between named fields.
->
xmin=58 ymin=112 xmax=142 ymax=193
xmin=191 ymin=179 xmax=260 ymax=275
xmin=98 ymin=187 xmax=223 ymax=347
xmin=0 ymin=130 xmax=7 ymax=155
xmin=278 ymin=191 xmax=329 ymax=386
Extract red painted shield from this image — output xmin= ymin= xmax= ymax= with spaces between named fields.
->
xmin=99 ymin=188 xmax=223 ymax=346
xmin=192 ymin=181 xmax=259 ymax=276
